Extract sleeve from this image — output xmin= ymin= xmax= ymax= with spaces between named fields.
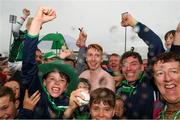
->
xmin=18 ymin=108 xmax=34 ymax=119
xmin=8 ymin=30 xmax=27 ymax=63
xmin=75 ymin=47 xmax=88 ymax=76
xmin=170 ymin=44 xmax=180 ymax=55
xmin=134 ymin=22 xmax=165 ymax=64
xmin=12 ymin=16 xmax=26 ymax=38
xmin=21 ymin=34 xmax=40 ymax=95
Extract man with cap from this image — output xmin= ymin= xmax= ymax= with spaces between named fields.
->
xmin=18 ymin=7 xmax=79 ymax=118
xmin=43 ymin=51 xmax=57 ymax=63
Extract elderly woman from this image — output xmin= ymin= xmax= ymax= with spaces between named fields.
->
xmin=153 ymin=52 xmax=180 ymax=119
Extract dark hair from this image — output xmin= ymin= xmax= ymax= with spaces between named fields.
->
xmin=153 ymin=52 xmax=180 ymax=65
xmin=120 ymin=51 xmax=143 ymax=64
xmin=0 ymin=86 xmax=16 ymax=102
xmin=90 ymin=88 xmax=115 ymax=108
xmin=164 ymin=30 xmax=176 ymax=41
xmin=109 ymin=53 xmax=120 ymax=58
xmin=42 ymin=70 xmax=70 ymax=83
xmin=108 ymin=53 xmax=121 ymax=60
xmin=79 ymin=78 xmax=91 ymax=90
xmin=36 ymin=47 xmax=42 ymax=52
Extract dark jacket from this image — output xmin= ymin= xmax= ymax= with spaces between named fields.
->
xmin=18 ymin=34 xmax=69 ymax=118
xmin=116 ymin=22 xmax=165 ymax=119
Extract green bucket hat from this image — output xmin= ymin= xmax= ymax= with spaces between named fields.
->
xmin=38 ymin=60 xmax=79 ymax=96
xmin=38 ymin=60 xmax=79 ymax=116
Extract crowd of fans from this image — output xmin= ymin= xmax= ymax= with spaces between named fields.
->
xmin=0 ymin=7 xmax=180 ymax=119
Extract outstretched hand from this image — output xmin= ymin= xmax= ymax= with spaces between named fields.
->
xmin=59 ymin=49 xmax=73 ymax=59
xmin=23 ymin=8 xmax=30 ymax=18
xmin=76 ymin=27 xmax=87 ymax=48
xmin=121 ymin=12 xmax=137 ymax=27
xmin=23 ymin=89 xmax=41 ymax=110
xmin=28 ymin=6 xmax=56 ymax=35
xmin=34 ymin=7 xmax=56 ymax=24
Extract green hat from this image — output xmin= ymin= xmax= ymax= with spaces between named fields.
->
xmin=38 ymin=60 xmax=79 ymax=96
xmin=43 ymin=51 xmax=56 ymax=59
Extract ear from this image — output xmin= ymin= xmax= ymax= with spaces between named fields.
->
xmin=43 ymin=79 xmax=46 ymax=86
xmin=15 ymin=99 xmax=20 ymax=109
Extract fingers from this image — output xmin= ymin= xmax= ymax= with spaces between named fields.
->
xmin=23 ymin=8 xmax=30 ymax=17
xmin=42 ymin=8 xmax=53 ymax=15
xmin=76 ymin=27 xmax=87 ymax=48
xmin=121 ymin=12 xmax=128 ymax=27
xmin=121 ymin=12 xmax=128 ymax=20
xmin=25 ymin=89 xmax=28 ymax=98
xmin=23 ymin=90 xmax=41 ymax=110
xmin=31 ymin=92 xmax=41 ymax=104
xmin=78 ymin=27 xmax=83 ymax=32
xmin=30 ymin=90 xmax=40 ymax=100
xmin=71 ymin=88 xmax=88 ymax=100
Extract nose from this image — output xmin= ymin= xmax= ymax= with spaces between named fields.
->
xmin=99 ymin=110 xmax=104 ymax=117
xmin=3 ymin=113 xmax=9 ymax=119
xmin=92 ymin=56 xmax=96 ymax=61
xmin=54 ymin=80 xmax=61 ymax=84
xmin=164 ymin=72 xmax=172 ymax=82
xmin=125 ymin=64 xmax=131 ymax=71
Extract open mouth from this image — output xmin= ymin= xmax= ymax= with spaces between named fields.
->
xmin=52 ymin=87 xmax=60 ymax=93
xmin=165 ymin=84 xmax=176 ymax=89
xmin=126 ymin=72 xmax=135 ymax=77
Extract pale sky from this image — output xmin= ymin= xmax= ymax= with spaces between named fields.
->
xmin=0 ymin=0 xmax=180 ymax=58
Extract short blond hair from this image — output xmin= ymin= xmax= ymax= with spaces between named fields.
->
xmin=87 ymin=44 xmax=103 ymax=54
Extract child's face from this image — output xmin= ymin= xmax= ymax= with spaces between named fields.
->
xmin=43 ymin=72 xmax=68 ymax=98
xmin=115 ymin=99 xmax=124 ymax=118
xmin=165 ymin=34 xmax=174 ymax=49
xmin=77 ymin=82 xmax=89 ymax=91
xmin=90 ymin=101 xmax=115 ymax=120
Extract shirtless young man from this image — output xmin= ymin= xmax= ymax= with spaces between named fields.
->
xmin=79 ymin=44 xmax=115 ymax=92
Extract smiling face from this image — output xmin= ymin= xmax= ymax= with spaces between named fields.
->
xmin=86 ymin=44 xmax=103 ymax=71
xmin=43 ymin=72 xmax=68 ymax=98
xmin=108 ymin=55 xmax=121 ymax=72
xmin=121 ymin=56 xmax=144 ymax=83
xmin=90 ymin=101 xmax=115 ymax=120
xmin=165 ymin=34 xmax=174 ymax=49
xmin=0 ymin=95 xmax=17 ymax=119
xmin=153 ymin=61 xmax=180 ymax=104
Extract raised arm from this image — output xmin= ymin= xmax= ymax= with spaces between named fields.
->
xmin=13 ymin=8 xmax=30 ymax=37
xmin=121 ymin=12 xmax=165 ymax=61
xmin=76 ymin=28 xmax=88 ymax=75
xmin=9 ymin=9 xmax=30 ymax=62
xmin=21 ymin=6 xmax=56 ymax=89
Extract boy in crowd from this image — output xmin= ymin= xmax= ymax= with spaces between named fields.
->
xmin=18 ymin=7 xmax=79 ymax=118
xmin=63 ymin=87 xmax=118 ymax=119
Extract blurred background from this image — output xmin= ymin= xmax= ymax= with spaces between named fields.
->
xmin=0 ymin=0 xmax=180 ymax=58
